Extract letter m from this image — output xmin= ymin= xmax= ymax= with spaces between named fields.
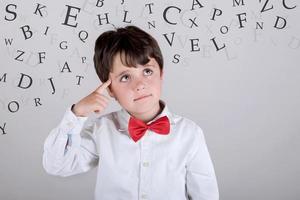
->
xmin=0 ymin=73 xmax=7 ymax=82
xmin=233 ymin=0 xmax=245 ymax=7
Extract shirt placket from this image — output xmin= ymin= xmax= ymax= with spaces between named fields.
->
xmin=139 ymin=130 xmax=152 ymax=200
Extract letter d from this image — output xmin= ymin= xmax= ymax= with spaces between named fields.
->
xmin=17 ymin=73 xmax=33 ymax=89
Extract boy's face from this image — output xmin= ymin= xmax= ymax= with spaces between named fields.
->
xmin=108 ymin=53 xmax=163 ymax=119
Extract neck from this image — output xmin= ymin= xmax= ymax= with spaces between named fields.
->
xmin=130 ymin=101 xmax=163 ymax=123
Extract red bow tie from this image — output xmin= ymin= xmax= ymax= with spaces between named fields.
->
xmin=128 ymin=116 xmax=170 ymax=142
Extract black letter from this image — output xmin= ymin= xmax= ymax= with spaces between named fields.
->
xmin=163 ymin=6 xmax=181 ymax=25
xmin=172 ymin=54 xmax=180 ymax=64
xmin=233 ymin=0 xmax=245 ymax=7
xmin=18 ymin=73 xmax=33 ymax=89
xmin=259 ymin=0 xmax=274 ymax=13
xmin=162 ymin=32 xmax=175 ymax=46
xmin=190 ymin=39 xmax=200 ymax=52
xmin=145 ymin=3 xmax=154 ymax=14
xmin=211 ymin=37 xmax=226 ymax=51
xmin=191 ymin=0 xmax=204 ymax=10
xmin=220 ymin=26 xmax=229 ymax=34
xmin=76 ymin=75 xmax=84 ymax=85
xmin=34 ymin=3 xmax=47 ymax=17
xmin=15 ymin=50 xmax=25 ymax=61
xmin=48 ymin=77 xmax=56 ymax=94
xmin=61 ymin=62 xmax=71 ymax=72
xmin=274 ymin=16 xmax=287 ymax=29
xmin=59 ymin=41 xmax=68 ymax=50
xmin=123 ymin=10 xmax=132 ymax=23
xmin=237 ymin=13 xmax=247 ymax=28
xmin=34 ymin=98 xmax=42 ymax=107
xmin=189 ymin=17 xmax=198 ymax=28
xmin=256 ymin=22 xmax=264 ymax=29
xmin=0 ymin=73 xmax=7 ymax=82
xmin=211 ymin=8 xmax=222 ymax=21
xmin=5 ymin=4 xmax=17 ymax=21
xmin=4 ymin=38 xmax=13 ymax=46
xmin=38 ymin=52 xmax=46 ymax=64
xmin=8 ymin=101 xmax=19 ymax=113
xmin=61 ymin=5 xmax=81 ymax=28
xmin=0 ymin=123 xmax=7 ymax=135
xmin=20 ymin=25 xmax=33 ymax=40
xmin=78 ymin=30 xmax=88 ymax=43
xmin=282 ymin=0 xmax=296 ymax=9
xmin=96 ymin=0 xmax=104 ymax=7
xmin=44 ymin=26 xmax=50 ymax=35
xmin=97 ymin=13 xmax=110 ymax=25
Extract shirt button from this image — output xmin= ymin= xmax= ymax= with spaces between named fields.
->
xmin=141 ymin=194 xmax=147 ymax=199
xmin=142 ymin=162 xmax=149 ymax=167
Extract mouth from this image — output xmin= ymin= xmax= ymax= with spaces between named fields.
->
xmin=134 ymin=94 xmax=152 ymax=101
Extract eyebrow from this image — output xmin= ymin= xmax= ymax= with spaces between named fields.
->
xmin=115 ymin=65 xmax=155 ymax=78
xmin=115 ymin=70 xmax=130 ymax=78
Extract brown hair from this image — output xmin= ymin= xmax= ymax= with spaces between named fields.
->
xmin=93 ymin=25 xmax=163 ymax=83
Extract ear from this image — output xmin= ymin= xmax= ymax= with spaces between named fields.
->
xmin=160 ymin=70 xmax=164 ymax=80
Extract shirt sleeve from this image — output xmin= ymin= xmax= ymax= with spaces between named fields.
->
xmin=186 ymin=126 xmax=219 ymax=200
xmin=42 ymin=106 xmax=99 ymax=177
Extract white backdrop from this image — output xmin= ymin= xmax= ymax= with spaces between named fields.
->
xmin=1 ymin=0 xmax=300 ymax=199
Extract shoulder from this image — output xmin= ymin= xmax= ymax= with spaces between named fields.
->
xmin=170 ymin=112 xmax=205 ymax=144
xmin=172 ymin=113 xmax=204 ymax=134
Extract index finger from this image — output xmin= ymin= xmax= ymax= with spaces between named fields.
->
xmin=95 ymin=78 xmax=111 ymax=94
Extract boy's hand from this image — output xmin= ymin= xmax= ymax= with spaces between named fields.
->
xmin=72 ymin=78 xmax=112 ymax=117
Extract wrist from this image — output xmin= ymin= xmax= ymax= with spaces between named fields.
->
xmin=71 ymin=104 xmax=84 ymax=117
xmin=71 ymin=104 xmax=87 ymax=117
xmin=71 ymin=104 xmax=77 ymax=114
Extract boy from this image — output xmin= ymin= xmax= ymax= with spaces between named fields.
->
xmin=43 ymin=25 xmax=219 ymax=200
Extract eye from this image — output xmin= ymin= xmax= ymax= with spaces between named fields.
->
xmin=120 ymin=74 xmax=130 ymax=82
xmin=144 ymin=68 xmax=153 ymax=76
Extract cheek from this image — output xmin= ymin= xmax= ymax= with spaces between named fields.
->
xmin=145 ymin=73 xmax=158 ymax=82
xmin=112 ymin=82 xmax=132 ymax=96
xmin=148 ymin=73 xmax=162 ymax=86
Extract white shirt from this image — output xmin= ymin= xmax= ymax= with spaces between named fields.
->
xmin=43 ymin=101 xmax=219 ymax=200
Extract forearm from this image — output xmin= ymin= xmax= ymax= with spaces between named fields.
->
xmin=42 ymin=106 xmax=98 ymax=177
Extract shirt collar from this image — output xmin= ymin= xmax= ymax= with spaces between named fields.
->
xmin=112 ymin=100 xmax=175 ymax=133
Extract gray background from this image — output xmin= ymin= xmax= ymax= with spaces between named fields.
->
xmin=1 ymin=0 xmax=299 ymax=199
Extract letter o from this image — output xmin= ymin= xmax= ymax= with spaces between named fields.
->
xmin=8 ymin=101 xmax=19 ymax=113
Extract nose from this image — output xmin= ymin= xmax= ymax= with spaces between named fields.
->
xmin=134 ymin=79 xmax=146 ymax=92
